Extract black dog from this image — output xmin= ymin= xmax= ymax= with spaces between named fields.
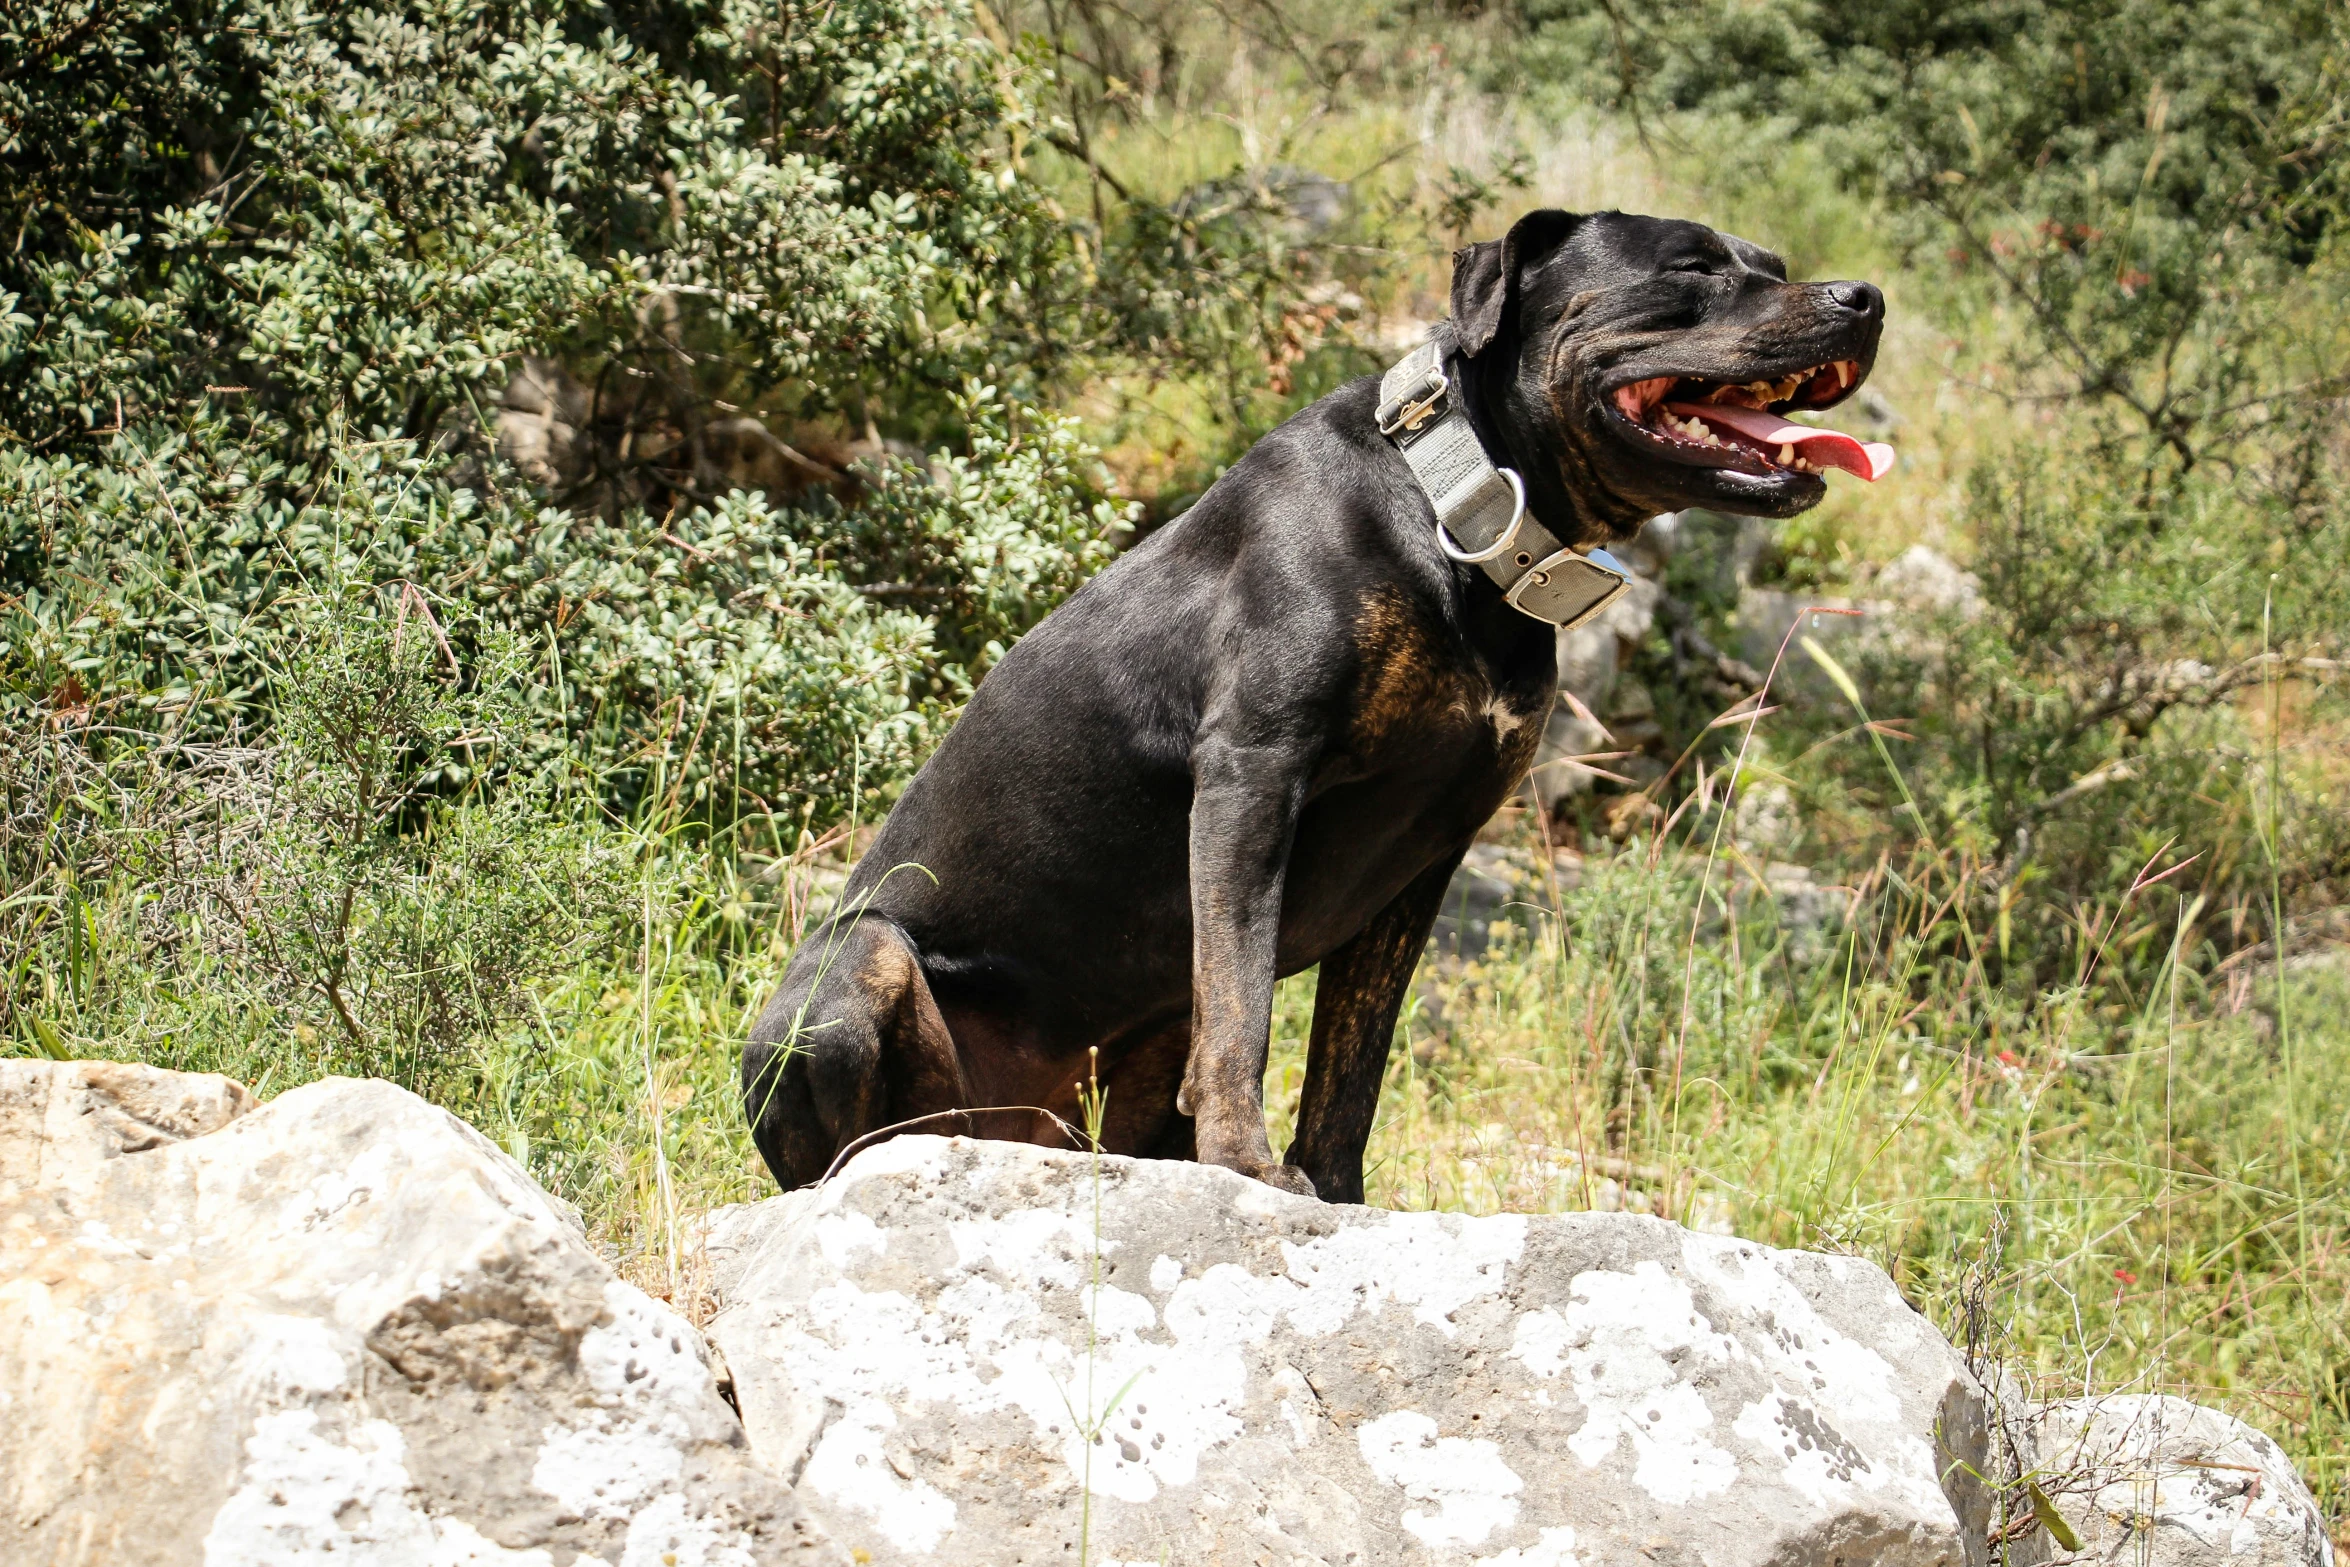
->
xmin=742 ymin=208 xmax=1885 ymax=1201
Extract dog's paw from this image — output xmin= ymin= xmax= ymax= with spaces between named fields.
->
xmin=1196 ymin=1126 xmax=1319 ymax=1198
xmin=1247 ymin=1162 xmax=1318 ymax=1199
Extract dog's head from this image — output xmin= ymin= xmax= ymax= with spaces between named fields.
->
xmin=1450 ymin=209 xmax=1889 ymax=543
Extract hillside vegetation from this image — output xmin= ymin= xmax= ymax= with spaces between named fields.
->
xmin=5 ymin=0 xmax=2349 ymax=1535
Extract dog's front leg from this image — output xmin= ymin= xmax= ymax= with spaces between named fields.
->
xmin=1285 ymin=851 xmax=1462 ymax=1203
xmin=1180 ymin=731 xmax=1317 ymax=1196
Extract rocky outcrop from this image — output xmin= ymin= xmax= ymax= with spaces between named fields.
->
xmin=0 ymin=1059 xmax=839 ymax=1567
xmin=6 ymin=1063 xmax=2331 ymax=1567
xmin=703 ymin=1134 xmax=2001 ymax=1567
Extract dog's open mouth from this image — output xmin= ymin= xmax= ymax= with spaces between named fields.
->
xmin=1609 ymin=362 xmax=1895 ymax=482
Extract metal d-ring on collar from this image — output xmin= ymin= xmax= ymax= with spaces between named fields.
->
xmin=1375 ymin=339 xmax=1634 ymax=631
xmin=1434 ymin=466 xmax=1527 ymax=564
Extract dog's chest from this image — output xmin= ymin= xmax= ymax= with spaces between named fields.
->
xmin=1345 ymin=593 xmax=1552 ymax=774
xmin=1480 ymin=684 xmax=1549 ymax=751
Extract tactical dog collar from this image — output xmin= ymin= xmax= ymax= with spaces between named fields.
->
xmin=1376 ymin=339 xmax=1632 ymax=630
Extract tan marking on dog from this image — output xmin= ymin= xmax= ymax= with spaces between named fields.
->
xmin=850 ymin=930 xmax=917 ymax=1003
xmin=848 ymin=923 xmax=968 ymax=1114
xmin=1483 ymin=690 xmax=1536 ymax=745
xmin=1350 ymin=591 xmax=1474 ymax=748
xmin=1545 ymin=368 xmax=1634 ymax=542
xmin=1544 ymin=327 xmax=1684 ymax=543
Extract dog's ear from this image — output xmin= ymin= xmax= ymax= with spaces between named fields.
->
xmin=1449 ymin=209 xmax=1581 ymax=357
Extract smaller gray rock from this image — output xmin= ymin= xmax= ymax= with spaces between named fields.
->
xmin=1174 ymin=164 xmax=1351 ymax=233
xmin=1872 ymin=545 xmax=1981 ymax=620
xmin=1431 ymin=843 xmax=1556 ymax=959
xmin=497 ymin=354 xmax=595 ymax=491
xmin=2026 ymin=1396 xmax=2333 ymax=1567
xmin=1534 ymin=560 xmax=1662 ymax=809
xmin=1734 ymin=588 xmax=1862 ymax=682
xmin=1735 ymin=546 xmax=1979 ymax=684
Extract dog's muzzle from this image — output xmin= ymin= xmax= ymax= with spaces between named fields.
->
xmin=1377 ymin=340 xmax=1632 ymax=631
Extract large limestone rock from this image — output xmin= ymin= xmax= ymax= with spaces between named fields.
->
xmin=704 ymin=1135 xmax=2001 ymax=1567
xmin=0 ymin=1060 xmax=839 ymax=1567
xmin=13 ymin=1063 xmax=2326 ymax=1567
xmin=2025 ymin=1397 xmax=2332 ymax=1567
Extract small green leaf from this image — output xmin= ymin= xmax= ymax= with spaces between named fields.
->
xmin=2027 ymin=1479 xmax=2082 ymax=1551
xmin=30 ymin=1016 xmax=72 ymax=1062
xmin=1095 ymin=1367 xmax=1149 ymax=1425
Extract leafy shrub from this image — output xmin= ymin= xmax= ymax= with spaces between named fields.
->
xmin=1 ymin=587 xmax=633 ymax=1086
xmin=0 ymin=0 xmax=1143 ymax=831
xmin=205 ymin=592 xmax=637 ymax=1080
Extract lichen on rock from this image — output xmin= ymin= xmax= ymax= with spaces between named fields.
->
xmin=703 ymin=1134 xmax=2000 ymax=1567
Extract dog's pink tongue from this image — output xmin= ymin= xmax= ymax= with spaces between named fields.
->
xmin=1665 ymin=402 xmax=1896 ymax=480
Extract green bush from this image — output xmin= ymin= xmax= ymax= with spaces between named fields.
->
xmin=1 ymin=586 xmax=634 ymax=1088
xmin=0 ymin=0 xmax=1139 ymax=830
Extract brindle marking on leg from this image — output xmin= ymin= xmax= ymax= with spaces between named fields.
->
xmin=1286 ymin=854 xmax=1459 ymax=1203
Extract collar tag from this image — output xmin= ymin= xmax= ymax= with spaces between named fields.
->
xmin=1507 ymin=547 xmax=1633 ymax=628
xmin=1376 ymin=343 xmax=1632 ymax=631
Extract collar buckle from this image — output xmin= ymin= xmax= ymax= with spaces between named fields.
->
xmin=1374 ymin=369 xmax=1451 ymax=442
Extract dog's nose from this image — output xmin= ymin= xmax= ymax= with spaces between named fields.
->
xmin=1824 ymin=280 xmax=1883 ymax=318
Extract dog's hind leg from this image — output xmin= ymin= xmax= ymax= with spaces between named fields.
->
xmin=740 ymin=915 xmax=968 ymax=1189
xmin=1284 ymin=853 xmax=1460 ymax=1203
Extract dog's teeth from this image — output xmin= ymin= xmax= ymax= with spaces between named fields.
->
xmin=1836 ymin=361 xmax=1852 ymax=388
xmin=1778 ymin=443 xmax=1794 ymax=465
